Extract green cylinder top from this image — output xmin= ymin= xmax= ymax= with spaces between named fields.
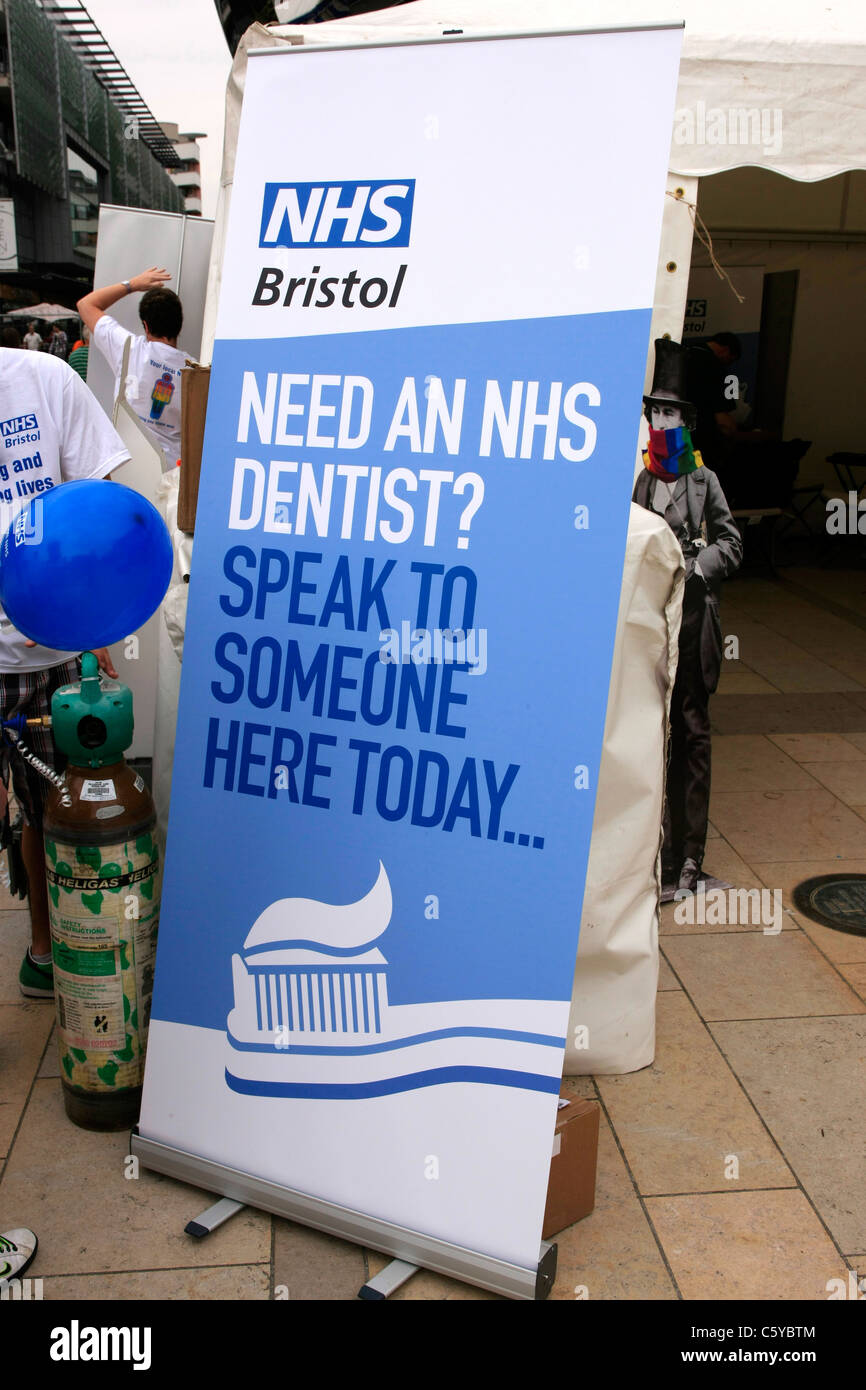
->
xmin=51 ymin=652 xmax=134 ymax=768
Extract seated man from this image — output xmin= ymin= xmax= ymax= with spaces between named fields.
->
xmin=633 ymin=339 xmax=742 ymax=893
xmin=77 ymin=267 xmax=191 ymax=470
xmin=686 ymin=332 xmax=779 ymax=507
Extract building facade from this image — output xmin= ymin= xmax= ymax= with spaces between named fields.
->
xmin=0 ymin=0 xmax=184 ymax=312
xmin=160 ymin=123 xmax=205 ymax=217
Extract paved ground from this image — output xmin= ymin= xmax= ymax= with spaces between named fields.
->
xmin=2 ymin=568 xmax=865 ymax=1300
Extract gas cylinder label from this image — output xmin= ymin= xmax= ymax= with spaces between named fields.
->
xmin=45 ymin=828 xmax=160 ymax=1093
xmin=80 ymin=779 xmax=117 ymax=802
xmin=55 ymin=948 xmax=125 ymax=1051
xmin=46 ymin=861 xmax=157 ymax=892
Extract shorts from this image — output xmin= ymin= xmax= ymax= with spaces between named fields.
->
xmin=0 ymin=659 xmax=79 ymax=827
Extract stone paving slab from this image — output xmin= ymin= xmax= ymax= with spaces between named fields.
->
xmin=596 ymin=994 xmax=794 ymax=1196
xmin=0 ymin=1002 xmax=53 ymax=1160
xmin=645 ymin=1189 xmax=846 ymax=1301
xmin=0 ymin=1080 xmax=270 ymax=1277
xmin=40 ymin=1264 xmax=270 ymax=1300
xmin=710 ymin=1015 xmax=866 ymax=1255
xmin=710 ymin=788 xmax=866 ymax=862
xmin=662 ymin=930 xmax=865 ymax=1022
xmin=272 ymin=1220 xmax=367 ymax=1302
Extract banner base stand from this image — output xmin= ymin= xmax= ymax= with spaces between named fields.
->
xmin=184 ymin=1196 xmax=245 ymax=1239
xmin=131 ymin=1128 xmax=557 ymax=1301
xmin=358 ymin=1258 xmax=419 ymax=1300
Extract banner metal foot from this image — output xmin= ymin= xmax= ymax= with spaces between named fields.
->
xmin=185 ymin=1197 xmax=245 ymax=1238
xmin=358 ymin=1258 xmax=420 ymax=1300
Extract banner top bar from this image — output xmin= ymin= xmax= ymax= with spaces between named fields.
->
xmin=247 ymin=21 xmax=685 ymax=60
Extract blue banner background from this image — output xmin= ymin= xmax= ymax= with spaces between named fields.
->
xmin=152 ymin=307 xmax=648 ymax=1031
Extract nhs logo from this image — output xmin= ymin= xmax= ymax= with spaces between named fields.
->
xmin=259 ymin=180 xmax=415 ymax=249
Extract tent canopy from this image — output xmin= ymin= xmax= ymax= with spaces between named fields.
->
xmin=6 ymin=302 xmax=77 ymax=321
xmin=279 ymin=0 xmax=866 ymax=182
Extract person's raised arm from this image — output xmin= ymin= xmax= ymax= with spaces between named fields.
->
xmin=76 ymin=266 xmax=171 ymax=333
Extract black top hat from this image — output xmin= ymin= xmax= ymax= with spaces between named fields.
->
xmin=642 ymin=338 xmax=695 ymax=417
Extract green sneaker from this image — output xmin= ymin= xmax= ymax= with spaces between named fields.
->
xmin=18 ymin=949 xmax=54 ymax=999
xmin=0 ymin=1228 xmax=38 ymax=1284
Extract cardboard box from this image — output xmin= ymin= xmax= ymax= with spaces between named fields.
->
xmin=542 ymin=1093 xmax=600 ymax=1238
xmin=178 ymin=362 xmax=211 ymax=534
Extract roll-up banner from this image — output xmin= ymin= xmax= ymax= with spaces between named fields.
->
xmin=138 ymin=26 xmax=682 ymax=1288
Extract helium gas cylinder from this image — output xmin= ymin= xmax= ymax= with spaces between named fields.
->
xmin=42 ymin=652 xmax=160 ymax=1131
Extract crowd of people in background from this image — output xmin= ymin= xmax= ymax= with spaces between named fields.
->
xmin=0 ymin=317 xmax=89 ymax=370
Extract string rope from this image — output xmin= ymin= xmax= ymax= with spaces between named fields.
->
xmin=666 ymin=189 xmax=745 ymax=304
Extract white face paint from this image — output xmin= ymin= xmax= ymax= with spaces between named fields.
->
xmin=650 ymin=403 xmax=685 ymax=430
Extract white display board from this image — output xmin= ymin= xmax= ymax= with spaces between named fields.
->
xmin=0 ymin=199 xmax=18 ymax=273
xmin=87 ymin=206 xmax=213 ymax=420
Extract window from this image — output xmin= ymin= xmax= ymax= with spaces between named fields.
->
xmin=67 ymin=145 xmax=99 ymax=260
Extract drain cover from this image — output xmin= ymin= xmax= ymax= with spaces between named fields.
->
xmin=792 ymin=874 xmax=866 ymax=936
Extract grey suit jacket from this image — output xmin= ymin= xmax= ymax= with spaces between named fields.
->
xmin=632 ymin=465 xmax=742 ymax=591
xmin=633 ymin=464 xmax=742 ymax=691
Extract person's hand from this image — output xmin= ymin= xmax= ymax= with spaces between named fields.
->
xmin=92 ymin=647 xmax=119 ymax=679
xmin=129 ymin=267 xmax=171 ymax=294
xmin=24 ymin=640 xmax=118 ymax=679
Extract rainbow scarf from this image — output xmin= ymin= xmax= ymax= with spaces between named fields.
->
xmin=643 ymin=425 xmax=703 ymax=482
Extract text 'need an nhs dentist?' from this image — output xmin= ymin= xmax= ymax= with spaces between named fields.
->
xmin=198 ymin=369 xmax=600 ymax=848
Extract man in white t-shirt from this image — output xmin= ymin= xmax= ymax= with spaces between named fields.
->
xmin=77 ymin=266 xmax=191 ymax=470
xmin=23 ymin=323 xmax=42 ymax=352
xmin=0 ymin=348 xmax=130 ymax=1000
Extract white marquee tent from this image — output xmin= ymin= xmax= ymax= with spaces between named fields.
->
xmin=272 ymin=0 xmax=866 ymax=181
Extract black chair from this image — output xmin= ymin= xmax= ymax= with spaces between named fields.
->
xmin=728 ymin=438 xmax=814 ymax=571
xmin=775 ymin=440 xmax=824 ymax=540
xmin=828 ymin=452 xmax=866 ymax=499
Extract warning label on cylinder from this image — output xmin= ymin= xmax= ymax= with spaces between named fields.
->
xmin=45 ymin=827 xmax=159 ymax=1093
xmin=54 ymin=952 xmax=125 ymax=1051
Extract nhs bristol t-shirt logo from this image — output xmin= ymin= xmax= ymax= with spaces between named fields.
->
xmin=259 ymin=181 xmax=415 ymax=249
xmin=225 ymin=863 xmax=566 ymax=1100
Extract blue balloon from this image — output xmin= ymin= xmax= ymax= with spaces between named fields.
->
xmin=0 ymin=480 xmax=174 ymax=651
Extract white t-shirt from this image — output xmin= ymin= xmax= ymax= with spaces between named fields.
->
xmin=23 ymin=332 xmax=42 ymax=351
xmin=92 ymin=314 xmax=189 ymax=469
xmin=0 ymin=348 xmax=130 ymax=672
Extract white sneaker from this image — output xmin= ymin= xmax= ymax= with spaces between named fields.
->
xmin=0 ymin=1229 xmax=38 ymax=1283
